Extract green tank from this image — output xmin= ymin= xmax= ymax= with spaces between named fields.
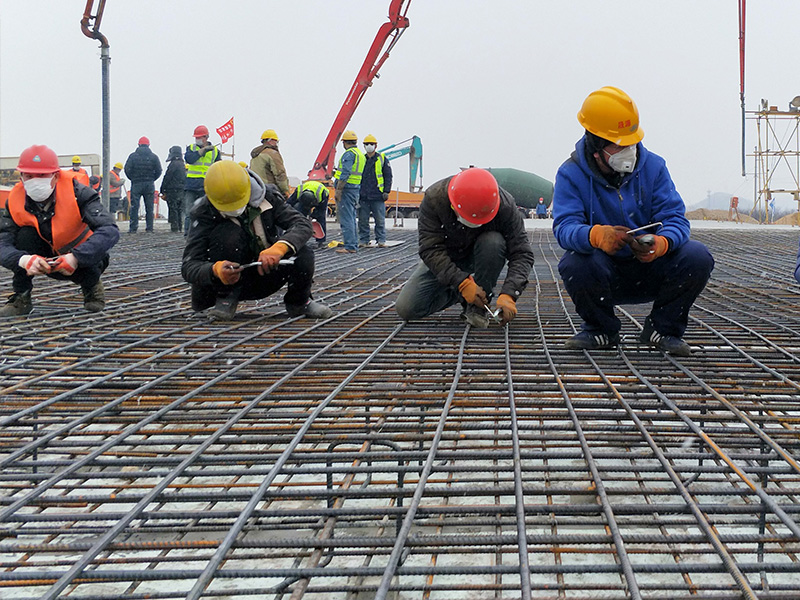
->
xmin=487 ymin=167 xmax=554 ymax=209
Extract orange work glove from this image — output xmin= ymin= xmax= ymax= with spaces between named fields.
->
xmin=631 ymin=234 xmax=669 ymax=263
xmin=458 ymin=276 xmax=488 ymax=308
xmin=496 ymin=294 xmax=517 ymax=325
xmin=258 ymin=242 xmax=289 ymax=275
xmin=50 ymin=253 xmax=78 ymax=276
xmin=19 ymin=254 xmax=51 ymax=276
xmin=589 ymin=225 xmax=633 ymax=254
xmin=212 ymin=260 xmax=241 ymax=285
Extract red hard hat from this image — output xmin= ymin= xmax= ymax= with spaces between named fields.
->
xmin=447 ymin=168 xmax=500 ymax=226
xmin=193 ymin=125 xmax=209 ymax=137
xmin=138 ymin=136 xmax=150 ymax=145
xmin=17 ymin=145 xmax=60 ymax=174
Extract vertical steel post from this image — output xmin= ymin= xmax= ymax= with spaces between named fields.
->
xmin=100 ymin=44 xmax=110 ymax=210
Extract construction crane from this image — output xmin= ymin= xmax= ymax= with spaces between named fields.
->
xmin=307 ymin=0 xmax=411 ymax=181
xmin=379 ymin=135 xmax=423 ymax=192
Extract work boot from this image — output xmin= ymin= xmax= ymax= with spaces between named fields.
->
xmin=191 ymin=286 xmax=216 ymax=312
xmin=461 ymin=304 xmax=489 ymax=329
xmin=564 ymin=330 xmax=620 ymax=350
xmin=639 ymin=319 xmax=692 ymax=357
xmin=0 ymin=291 xmax=33 ymax=317
xmin=285 ymin=300 xmax=333 ymax=319
xmin=82 ymin=282 xmax=106 ymax=313
xmin=335 ymin=248 xmax=356 ymax=254
xmin=208 ymin=289 xmax=241 ymax=321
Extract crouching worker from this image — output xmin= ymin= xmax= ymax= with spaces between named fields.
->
xmin=181 ymin=161 xmax=332 ymax=321
xmin=288 ymin=180 xmax=329 ymax=247
xmin=0 ymin=145 xmax=120 ymax=316
xmin=395 ymin=168 xmax=534 ymax=328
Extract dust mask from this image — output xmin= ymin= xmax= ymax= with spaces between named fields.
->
xmin=364 ymin=144 xmax=376 ymax=153
xmin=604 ymin=145 xmax=637 ymax=174
xmin=23 ymin=177 xmax=55 ymax=203
xmin=456 ymin=214 xmax=481 ymax=228
xmin=219 ymin=206 xmax=246 ymax=218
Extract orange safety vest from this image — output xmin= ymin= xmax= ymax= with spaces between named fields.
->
xmin=68 ymin=168 xmax=90 ymax=186
xmin=108 ymin=170 xmax=121 ymax=195
xmin=8 ymin=172 xmax=93 ymax=255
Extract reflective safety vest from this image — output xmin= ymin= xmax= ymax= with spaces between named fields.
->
xmin=296 ymin=180 xmax=328 ymax=205
xmin=68 ymin=168 xmax=90 ymax=186
xmin=369 ymin=153 xmax=386 ymax=189
xmin=333 ymin=146 xmax=364 ymax=185
xmin=186 ymin=145 xmax=220 ymax=180
xmin=108 ymin=170 xmax=122 ymax=195
xmin=8 ymin=171 xmax=93 ymax=255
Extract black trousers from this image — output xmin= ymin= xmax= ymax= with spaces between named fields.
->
xmin=10 ymin=227 xmax=109 ymax=294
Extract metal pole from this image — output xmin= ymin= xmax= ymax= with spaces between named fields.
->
xmin=100 ymin=45 xmax=111 ymax=211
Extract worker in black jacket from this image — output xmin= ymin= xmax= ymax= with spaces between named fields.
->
xmin=182 ymin=161 xmax=332 ymax=321
xmin=160 ymin=146 xmax=186 ymax=233
xmin=395 ymin=168 xmax=534 ymax=328
xmin=124 ymin=136 xmax=162 ymax=233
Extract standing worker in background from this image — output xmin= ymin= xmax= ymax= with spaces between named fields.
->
xmin=395 ymin=168 xmax=534 ymax=328
xmin=333 ymin=130 xmax=363 ymax=254
xmin=535 ymin=197 xmax=547 ymax=219
xmin=0 ymin=145 xmax=120 ymax=316
xmin=249 ymin=129 xmax=289 ymax=197
xmin=124 ymin=137 xmax=162 ymax=234
xmin=184 ymin=125 xmax=221 ymax=235
xmin=161 ymin=146 xmax=186 ymax=233
xmin=553 ymin=86 xmax=714 ymax=356
xmin=288 ymin=180 xmax=329 ymax=248
xmin=358 ymin=134 xmax=392 ymax=248
xmin=108 ymin=162 xmax=126 ymax=216
xmin=69 ymin=156 xmax=90 ymax=186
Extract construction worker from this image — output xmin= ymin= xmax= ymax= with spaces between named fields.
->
xmin=182 ymin=161 xmax=332 ymax=321
xmin=288 ymin=180 xmax=329 ymax=247
xmin=553 ymin=86 xmax=714 ymax=356
xmin=124 ymin=137 xmax=162 ymax=233
xmin=160 ymin=146 xmax=186 ymax=233
xmin=249 ymin=129 xmax=289 ymax=196
xmin=358 ymin=134 xmax=392 ymax=248
xmin=395 ymin=168 xmax=534 ymax=328
xmin=69 ymin=156 xmax=90 ymax=186
xmin=89 ymin=175 xmax=102 ymax=193
xmin=184 ymin=125 xmax=221 ymax=235
xmin=535 ymin=197 xmax=547 ymax=219
xmin=333 ymin=130 xmax=363 ymax=254
xmin=108 ymin=162 xmax=126 ymax=216
xmin=0 ymin=145 xmax=119 ymax=316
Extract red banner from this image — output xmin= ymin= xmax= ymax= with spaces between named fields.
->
xmin=216 ymin=117 xmax=234 ymax=143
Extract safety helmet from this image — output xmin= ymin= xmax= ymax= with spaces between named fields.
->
xmin=341 ymin=130 xmax=358 ymax=142
xmin=238 ymin=161 xmax=249 ymax=168
xmin=72 ymin=155 xmax=81 ymax=164
xmin=260 ymin=129 xmax=279 ymax=141
xmin=447 ymin=168 xmax=500 ymax=226
xmin=114 ymin=162 xmax=123 ymax=169
xmin=577 ymin=86 xmax=644 ymax=146
xmin=204 ymin=161 xmax=251 ymax=212
xmin=17 ymin=145 xmax=60 ymax=174
xmin=138 ymin=136 xmax=150 ymax=145
xmin=363 ymin=134 xmax=377 ymax=144
xmin=193 ymin=125 xmax=209 ymax=138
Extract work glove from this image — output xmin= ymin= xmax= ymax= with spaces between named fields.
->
xmin=589 ymin=225 xmax=633 ymax=255
xmin=458 ymin=276 xmax=488 ymax=308
xmin=258 ymin=242 xmax=289 ymax=275
xmin=496 ymin=294 xmax=517 ymax=325
xmin=382 ymin=192 xmax=389 ymax=201
xmin=212 ymin=260 xmax=241 ymax=285
xmin=630 ymin=234 xmax=669 ymax=263
xmin=50 ymin=253 xmax=78 ymax=276
xmin=18 ymin=254 xmax=50 ymax=276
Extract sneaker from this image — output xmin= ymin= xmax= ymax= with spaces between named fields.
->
xmin=286 ymin=300 xmax=333 ymax=319
xmin=461 ymin=304 xmax=489 ymax=329
xmin=208 ymin=289 xmax=241 ymax=321
xmin=0 ymin=291 xmax=33 ymax=317
xmin=82 ymin=282 xmax=106 ymax=313
xmin=377 ymin=242 xmax=386 ymax=248
xmin=564 ymin=330 xmax=620 ymax=350
xmin=335 ymin=248 xmax=356 ymax=254
xmin=639 ymin=319 xmax=691 ymax=357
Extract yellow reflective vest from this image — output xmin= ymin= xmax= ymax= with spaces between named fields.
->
xmin=296 ymin=180 xmax=328 ymax=204
xmin=186 ymin=145 xmax=220 ymax=180
xmin=333 ymin=147 xmax=364 ymax=185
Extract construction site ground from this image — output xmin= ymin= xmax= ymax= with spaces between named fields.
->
xmin=1 ymin=219 xmax=800 ymax=600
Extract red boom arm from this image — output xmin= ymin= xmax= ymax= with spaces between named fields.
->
xmin=307 ymin=0 xmax=410 ymax=181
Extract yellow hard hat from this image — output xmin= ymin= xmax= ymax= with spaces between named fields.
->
xmin=577 ymin=86 xmax=644 ymax=146
xmin=363 ymin=134 xmax=377 ymax=144
xmin=341 ymin=130 xmax=358 ymax=142
xmin=114 ymin=162 xmax=123 ymax=170
xmin=204 ymin=161 xmax=251 ymax=212
xmin=261 ymin=129 xmax=279 ymax=141
xmin=238 ymin=161 xmax=248 ymax=168
xmin=72 ymin=155 xmax=81 ymax=164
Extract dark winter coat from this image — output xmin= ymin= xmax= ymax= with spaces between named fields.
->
xmin=124 ymin=145 xmax=162 ymax=184
xmin=417 ymin=176 xmax=534 ymax=299
xmin=160 ymin=160 xmax=186 ymax=195
xmin=360 ymin=153 xmax=393 ymax=201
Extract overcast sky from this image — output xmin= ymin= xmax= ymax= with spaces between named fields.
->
xmin=1 ymin=1 xmax=798 ymax=208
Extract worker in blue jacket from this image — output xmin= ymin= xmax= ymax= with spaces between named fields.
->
xmin=553 ymin=86 xmax=714 ymax=356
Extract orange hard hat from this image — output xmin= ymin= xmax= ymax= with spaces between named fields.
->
xmin=193 ymin=125 xmax=209 ymax=137
xmin=17 ymin=145 xmax=60 ymax=174
xmin=447 ymin=168 xmax=500 ymax=226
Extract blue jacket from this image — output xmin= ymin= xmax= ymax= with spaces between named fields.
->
xmin=552 ymin=136 xmax=690 ymax=256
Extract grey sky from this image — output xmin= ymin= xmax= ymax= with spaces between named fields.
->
xmin=1 ymin=1 xmax=797 ymax=208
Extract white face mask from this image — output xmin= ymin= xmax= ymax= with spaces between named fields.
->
xmin=219 ymin=205 xmax=246 ymax=218
xmin=23 ymin=177 xmax=56 ymax=202
xmin=364 ymin=144 xmax=376 ymax=153
xmin=604 ymin=145 xmax=637 ymax=173
xmin=456 ymin=214 xmax=481 ymax=228
xmin=195 ymin=138 xmax=205 ymax=146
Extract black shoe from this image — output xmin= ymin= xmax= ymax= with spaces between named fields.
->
xmin=208 ymin=289 xmax=242 ymax=321
xmin=639 ymin=319 xmax=691 ymax=357
xmin=286 ymin=300 xmax=333 ymax=319
xmin=0 ymin=291 xmax=33 ymax=317
xmin=461 ymin=304 xmax=489 ymax=329
xmin=564 ymin=330 xmax=620 ymax=350
xmin=82 ymin=282 xmax=105 ymax=313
